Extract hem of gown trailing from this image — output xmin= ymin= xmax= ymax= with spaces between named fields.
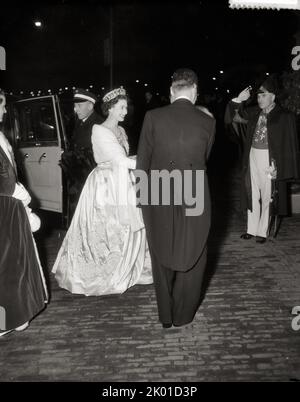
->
xmin=52 ymin=165 xmax=153 ymax=296
xmin=0 ymin=197 xmax=48 ymax=331
xmin=31 ymin=232 xmax=49 ymax=303
xmin=56 ymin=275 xmax=153 ymax=297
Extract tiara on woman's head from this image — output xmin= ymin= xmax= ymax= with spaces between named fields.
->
xmin=103 ymin=86 xmax=126 ymax=103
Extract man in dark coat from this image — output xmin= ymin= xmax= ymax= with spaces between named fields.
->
xmin=136 ymin=68 xmax=215 ymax=328
xmin=64 ymin=89 xmax=104 ymax=220
xmin=226 ymin=76 xmax=299 ymax=243
xmin=72 ymin=88 xmax=103 ymax=151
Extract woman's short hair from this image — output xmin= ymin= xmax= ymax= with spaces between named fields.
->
xmin=101 ymin=87 xmax=128 ymax=116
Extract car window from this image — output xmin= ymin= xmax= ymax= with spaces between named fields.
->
xmin=14 ymin=98 xmax=59 ymax=147
xmin=59 ymin=99 xmax=75 ymax=142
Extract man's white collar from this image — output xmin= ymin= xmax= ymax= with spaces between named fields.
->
xmin=174 ymin=95 xmax=192 ymax=102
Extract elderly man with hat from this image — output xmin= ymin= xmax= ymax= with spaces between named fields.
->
xmin=226 ymin=75 xmax=299 ymax=243
xmin=63 ymin=88 xmax=103 ymax=220
xmin=73 ymin=88 xmax=103 ymax=150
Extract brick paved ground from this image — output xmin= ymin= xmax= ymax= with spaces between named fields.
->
xmin=1 ymin=159 xmax=300 ymax=382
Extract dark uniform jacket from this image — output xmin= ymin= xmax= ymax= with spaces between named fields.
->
xmin=66 ymin=111 xmax=104 ymax=215
xmin=73 ymin=111 xmax=103 ymax=150
xmin=136 ymin=99 xmax=215 ymax=272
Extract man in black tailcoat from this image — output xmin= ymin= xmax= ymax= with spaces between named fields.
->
xmin=136 ymin=68 xmax=215 ymax=328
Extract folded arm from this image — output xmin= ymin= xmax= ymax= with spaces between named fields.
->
xmin=92 ymin=125 xmax=136 ymax=169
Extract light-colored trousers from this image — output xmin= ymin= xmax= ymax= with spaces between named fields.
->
xmin=247 ymin=148 xmax=272 ymax=238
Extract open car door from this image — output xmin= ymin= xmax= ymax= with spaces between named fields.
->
xmin=12 ymin=95 xmax=67 ymax=213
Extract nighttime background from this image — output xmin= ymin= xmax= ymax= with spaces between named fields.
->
xmin=1 ymin=0 xmax=300 ymax=99
xmin=2 ymin=2 xmax=300 ymax=383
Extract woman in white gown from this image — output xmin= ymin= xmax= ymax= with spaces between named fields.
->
xmin=52 ymin=87 xmax=152 ymax=296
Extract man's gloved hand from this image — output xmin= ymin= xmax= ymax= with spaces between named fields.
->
xmin=234 ymin=86 xmax=252 ymax=103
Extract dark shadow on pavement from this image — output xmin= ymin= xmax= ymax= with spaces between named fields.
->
xmin=200 ymin=123 xmax=242 ymax=302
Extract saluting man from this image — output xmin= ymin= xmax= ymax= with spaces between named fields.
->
xmin=226 ymin=76 xmax=299 ymax=243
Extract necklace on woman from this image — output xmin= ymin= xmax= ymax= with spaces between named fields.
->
xmin=103 ymin=122 xmax=126 ymax=149
xmin=104 ymin=124 xmax=121 ymax=140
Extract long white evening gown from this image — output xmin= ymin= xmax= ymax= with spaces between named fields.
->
xmin=52 ymin=124 xmax=152 ymax=296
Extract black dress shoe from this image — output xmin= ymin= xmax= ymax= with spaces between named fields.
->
xmin=256 ymin=236 xmax=266 ymax=244
xmin=173 ymin=318 xmax=194 ymax=327
xmin=240 ymin=233 xmax=254 ymax=240
xmin=162 ymin=323 xmax=172 ymax=329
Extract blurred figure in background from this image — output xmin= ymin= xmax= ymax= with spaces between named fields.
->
xmin=144 ymin=90 xmax=160 ymax=111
